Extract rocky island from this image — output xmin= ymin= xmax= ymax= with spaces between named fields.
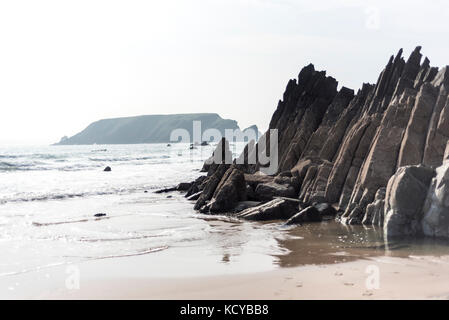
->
xmin=55 ymin=113 xmax=260 ymax=145
xmin=174 ymin=46 xmax=449 ymax=240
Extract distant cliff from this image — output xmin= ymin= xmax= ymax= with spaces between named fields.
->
xmin=55 ymin=113 xmax=260 ymax=145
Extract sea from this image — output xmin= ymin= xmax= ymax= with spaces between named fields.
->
xmin=0 ymin=143 xmax=293 ymax=280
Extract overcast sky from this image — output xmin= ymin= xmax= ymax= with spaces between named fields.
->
xmin=1 ymin=0 xmax=449 ymax=145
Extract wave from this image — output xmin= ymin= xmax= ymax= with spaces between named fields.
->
xmin=88 ymin=155 xmax=170 ymax=162
xmin=0 ymin=161 xmax=103 ymax=172
xmin=32 ymin=216 xmax=109 ymax=227
xmin=1 ymin=190 xmax=124 ymax=204
xmin=0 ymin=161 xmax=43 ymax=171
xmin=0 ymin=185 xmax=164 ymax=204
xmin=63 ymin=246 xmax=169 ymax=260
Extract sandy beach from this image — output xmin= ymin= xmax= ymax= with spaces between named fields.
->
xmin=2 ymin=253 xmax=448 ymax=300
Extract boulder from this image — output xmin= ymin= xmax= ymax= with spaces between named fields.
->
xmin=384 ymin=165 xmax=435 ymax=238
xmin=94 ymin=213 xmax=107 ymax=217
xmin=284 ymin=206 xmax=321 ymax=225
xmin=208 ymin=167 xmax=247 ymax=213
xmin=176 ymin=182 xmax=192 ymax=191
xmin=422 ymin=162 xmax=449 ymax=237
xmin=104 ymin=166 xmax=111 ymax=172
xmin=244 ymin=173 xmax=274 ymax=189
xmin=236 ymin=197 xmax=300 ymax=221
xmin=255 ymin=182 xmax=296 ymax=201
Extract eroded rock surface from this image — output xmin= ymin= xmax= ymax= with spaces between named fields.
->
xmin=384 ymin=165 xmax=435 ymax=238
xmin=422 ymin=162 xmax=449 ymax=237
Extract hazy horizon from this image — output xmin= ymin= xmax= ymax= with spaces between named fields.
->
xmin=1 ymin=0 xmax=449 ymax=145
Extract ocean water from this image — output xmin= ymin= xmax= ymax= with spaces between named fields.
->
xmin=0 ymin=143 xmax=292 ymax=280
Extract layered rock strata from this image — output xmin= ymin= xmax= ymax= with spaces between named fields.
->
xmin=183 ymin=47 xmax=449 ymax=238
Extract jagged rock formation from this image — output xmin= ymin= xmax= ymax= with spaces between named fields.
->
xmin=183 ymin=46 xmax=449 ymax=239
xmin=232 ymin=46 xmax=449 ymax=226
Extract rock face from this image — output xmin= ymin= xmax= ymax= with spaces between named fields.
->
xmin=233 ymin=46 xmax=449 ymax=230
xmin=362 ymin=187 xmax=386 ymax=226
xmin=208 ymin=166 xmax=247 ymax=213
xmin=383 ymin=165 xmax=435 ymax=238
xmin=422 ymin=162 xmax=449 ymax=237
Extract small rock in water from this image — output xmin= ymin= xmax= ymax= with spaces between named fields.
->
xmin=144 ymin=190 xmax=148 ymax=193
xmin=104 ymin=166 xmax=112 ymax=172
xmin=94 ymin=213 xmax=107 ymax=217
xmin=167 ymin=195 xmax=173 ymax=198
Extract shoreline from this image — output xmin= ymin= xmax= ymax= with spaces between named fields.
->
xmin=41 ymin=255 xmax=449 ymax=300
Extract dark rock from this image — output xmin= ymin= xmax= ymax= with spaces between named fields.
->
xmin=284 ymin=206 xmax=321 ymax=225
xmin=313 ymin=203 xmax=337 ymax=217
xmin=236 ymin=197 xmax=301 ymax=221
xmin=104 ymin=166 xmax=111 ymax=172
xmin=189 ymin=47 xmax=449 ymax=238
xmin=166 ymin=195 xmax=172 ymax=198
xmin=94 ymin=213 xmax=107 ymax=217
xmin=187 ymin=191 xmax=202 ymax=201
xmin=154 ymin=187 xmax=177 ymax=194
xmin=244 ymin=173 xmax=274 ymax=190
xmin=255 ymin=182 xmax=296 ymax=201
xmin=185 ymin=175 xmax=207 ymax=197
xmin=194 ymin=164 xmax=230 ymax=210
xmin=176 ymin=182 xmax=193 ymax=191
xmin=245 ymin=184 xmax=258 ymax=201
xmin=208 ymin=167 xmax=247 ymax=213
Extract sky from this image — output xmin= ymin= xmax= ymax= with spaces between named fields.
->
xmin=1 ymin=0 xmax=449 ymax=145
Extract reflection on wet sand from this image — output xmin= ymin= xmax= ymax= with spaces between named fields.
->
xmin=273 ymin=221 xmax=449 ymax=268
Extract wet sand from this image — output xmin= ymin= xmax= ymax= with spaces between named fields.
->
xmin=4 ymin=220 xmax=449 ymax=299
xmin=40 ymin=255 xmax=449 ymax=299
